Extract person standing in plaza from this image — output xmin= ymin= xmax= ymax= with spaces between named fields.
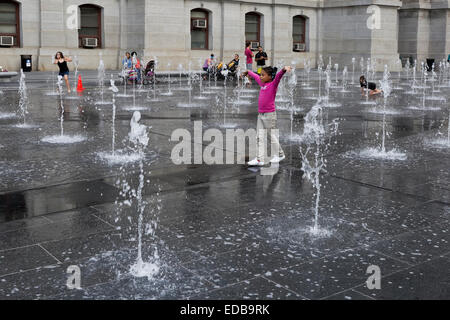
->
xmin=53 ymin=52 xmax=72 ymax=93
xmin=245 ymin=42 xmax=254 ymax=71
xmin=245 ymin=42 xmax=254 ymax=85
xmin=255 ymin=46 xmax=268 ymax=74
xmin=242 ymin=65 xmax=291 ymax=166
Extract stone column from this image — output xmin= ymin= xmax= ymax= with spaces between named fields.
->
xmin=321 ymin=0 xmax=402 ymax=71
xmin=38 ymin=0 xmax=66 ymax=71
xmin=119 ymin=0 xmax=127 ymax=69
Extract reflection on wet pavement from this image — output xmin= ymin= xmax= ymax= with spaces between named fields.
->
xmin=0 ymin=70 xmax=449 ymax=300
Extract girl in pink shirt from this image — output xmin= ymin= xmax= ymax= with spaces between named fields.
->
xmin=243 ymin=66 xmax=292 ymax=166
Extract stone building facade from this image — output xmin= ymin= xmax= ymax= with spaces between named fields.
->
xmin=0 ymin=0 xmax=449 ymax=71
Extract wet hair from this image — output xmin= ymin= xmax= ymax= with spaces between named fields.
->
xmin=131 ymin=51 xmax=137 ymax=57
xmin=55 ymin=51 xmax=64 ymax=59
xmin=360 ymin=75 xmax=366 ymax=82
xmin=262 ymin=66 xmax=278 ymax=80
xmin=246 ymin=41 xmax=251 ymax=47
xmin=211 ymin=53 xmax=214 ymax=57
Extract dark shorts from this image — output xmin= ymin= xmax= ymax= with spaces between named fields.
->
xmin=59 ymin=71 xmax=69 ymax=77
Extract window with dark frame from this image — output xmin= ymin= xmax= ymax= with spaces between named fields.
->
xmin=245 ymin=12 xmax=260 ymax=49
xmin=0 ymin=0 xmax=20 ymax=47
xmin=78 ymin=4 xmax=102 ymax=48
xmin=293 ymin=15 xmax=306 ymax=51
xmin=191 ymin=9 xmax=209 ymax=50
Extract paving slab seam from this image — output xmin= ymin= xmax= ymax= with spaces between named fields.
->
xmin=0 ymin=221 xmax=54 ymax=236
xmin=186 ymin=275 xmax=263 ymax=300
xmin=0 ymin=264 xmax=60 ymax=279
xmin=0 ymin=243 xmax=41 ymax=254
xmin=179 ymin=265 xmax=219 ymax=288
xmin=371 ymin=250 xmax=415 ymax=267
xmin=318 ymin=264 xmax=413 ymax=301
xmin=34 ymin=228 xmax=117 ymax=249
xmin=328 ymin=174 xmax=436 ymax=203
xmin=349 ymin=253 xmax=450 ymax=300
xmin=37 ymin=243 xmax=62 ymax=265
xmin=321 ymin=288 xmax=376 ymax=300
xmin=260 ymin=275 xmax=310 ymax=300
xmin=90 ymin=213 xmax=119 ymax=230
xmin=0 ymin=210 xmax=112 ymax=235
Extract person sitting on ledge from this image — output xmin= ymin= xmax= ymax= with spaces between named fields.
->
xmin=360 ymin=75 xmax=381 ymax=96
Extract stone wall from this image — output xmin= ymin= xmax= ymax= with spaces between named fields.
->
xmin=398 ymin=0 xmax=450 ymax=65
xmin=0 ymin=0 xmax=449 ymax=71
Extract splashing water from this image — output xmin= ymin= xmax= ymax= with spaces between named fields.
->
xmin=428 ymin=111 xmax=450 ymax=148
xmin=341 ymin=66 xmax=348 ymax=92
xmin=17 ymin=69 xmax=29 ymax=125
xmin=41 ymin=76 xmax=86 ymax=144
xmin=73 ymin=55 xmax=79 ymax=91
xmin=0 ymin=112 xmax=16 ymax=119
xmin=350 ymin=66 xmax=407 ymax=161
xmin=324 ymin=65 xmax=331 ymax=106
xmin=58 ymin=76 xmax=65 ymax=136
xmin=126 ymin=111 xmax=160 ymax=280
xmin=299 ymin=100 xmax=339 ymax=236
xmin=318 ymin=55 xmax=324 ymax=98
xmin=322 ymin=65 xmax=340 ymax=108
xmin=303 ymin=59 xmax=313 ymax=89
xmin=160 ymin=62 xmax=174 ymax=96
xmin=96 ymin=54 xmax=108 ymax=105
xmin=360 ymin=57 xmax=365 ymax=75
xmin=287 ymin=68 xmax=298 ymax=139
xmin=334 ymin=63 xmax=339 ymax=86
xmin=351 ymin=57 xmax=356 ymax=84
xmin=178 ymin=63 xmax=183 ymax=88
xmin=379 ymin=65 xmax=393 ymax=153
xmin=110 ymin=76 xmax=118 ymax=154
xmin=97 ymin=84 xmax=146 ymax=165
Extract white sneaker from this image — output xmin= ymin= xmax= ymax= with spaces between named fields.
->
xmin=270 ymin=155 xmax=286 ymax=163
xmin=247 ymin=158 xmax=265 ymax=166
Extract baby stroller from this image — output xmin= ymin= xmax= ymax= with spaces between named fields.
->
xmin=142 ymin=60 xmax=155 ymax=85
xmin=119 ymin=68 xmax=139 ymax=85
xmin=227 ymin=60 xmax=239 ymax=78
xmin=216 ymin=61 xmax=238 ymax=81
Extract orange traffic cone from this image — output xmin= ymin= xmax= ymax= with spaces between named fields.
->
xmin=76 ymin=75 xmax=85 ymax=92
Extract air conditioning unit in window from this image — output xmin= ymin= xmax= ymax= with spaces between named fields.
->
xmin=293 ymin=43 xmax=306 ymax=52
xmin=192 ymin=19 xmax=207 ymax=28
xmin=0 ymin=36 xmax=14 ymax=47
xmin=250 ymin=42 xmax=259 ymax=50
xmin=82 ymin=38 xmax=98 ymax=48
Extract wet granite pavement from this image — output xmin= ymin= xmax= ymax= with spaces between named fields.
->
xmin=0 ymin=70 xmax=449 ymax=300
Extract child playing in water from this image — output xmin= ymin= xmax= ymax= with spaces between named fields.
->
xmin=53 ymin=51 xmax=72 ymax=93
xmin=243 ymin=66 xmax=292 ymax=166
xmin=360 ymin=75 xmax=381 ymax=96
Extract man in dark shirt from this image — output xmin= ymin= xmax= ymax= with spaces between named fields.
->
xmin=255 ymin=46 xmax=268 ymax=74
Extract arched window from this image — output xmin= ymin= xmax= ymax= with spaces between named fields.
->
xmin=78 ymin=4 xmax=102 ymax=48
xmin=0 ymin=0 xmax=20 ymax=47
xmin=191 ymin=9 xmax=209 ymax=50
xmin=245 ymin=12 xmax=261 ymax=50
xmin=293 ymin=15 xmax=307 ymax=52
